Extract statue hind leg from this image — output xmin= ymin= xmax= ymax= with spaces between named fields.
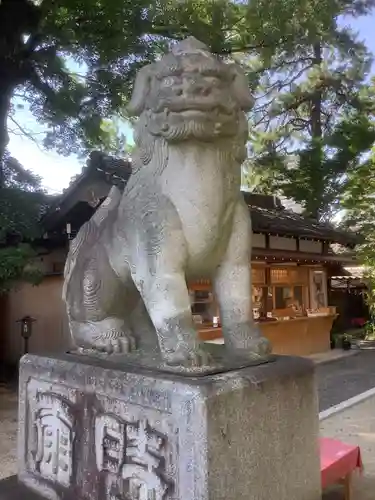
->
xmin=63 ymin=185 xmax=136 ymax=354
xmin=66 ymin=249 xmax=136 ymax=354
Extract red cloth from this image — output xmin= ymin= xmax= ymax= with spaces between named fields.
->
xmin=320 ymin=437 xmax=363 ymax=489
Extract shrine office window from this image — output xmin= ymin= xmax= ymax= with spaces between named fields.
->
xmin=270 ymin=267 xmax=309 ymax=310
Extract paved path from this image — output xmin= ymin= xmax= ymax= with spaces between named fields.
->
xmin=321 ymin=394 xmax=375 ymax=500
xmin=317 ymin=350 xmax=375 ymax=411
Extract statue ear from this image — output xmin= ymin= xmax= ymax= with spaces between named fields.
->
xmin=127 ymin=65 xmax=153 ymax=116
xmin=230 ymin=64 xmax=254 ymax=111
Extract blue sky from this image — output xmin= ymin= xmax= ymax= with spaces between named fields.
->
xmin=7 ymin=13 xmax=375 ymax=194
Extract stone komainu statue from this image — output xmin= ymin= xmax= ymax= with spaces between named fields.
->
xmin=63 ymin=37 xmax=271 ymax=367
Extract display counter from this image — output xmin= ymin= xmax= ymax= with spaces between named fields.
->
xmin=198 ymin=314 xmax=337 ymax=356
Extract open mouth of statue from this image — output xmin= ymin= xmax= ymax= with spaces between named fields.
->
xmin=178 ymin=109 xmax=211 ymax=117
xmin=177 ymin=107 xmax=235 ymax=122
xmin=155 ymin=100 xmax=234 ymax=116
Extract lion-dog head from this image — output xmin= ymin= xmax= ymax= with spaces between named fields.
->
xmin=128 ymin=37 xmax=253 ymax=145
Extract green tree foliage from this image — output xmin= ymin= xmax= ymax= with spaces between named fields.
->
xmin=2 ymin=151 xmax=42 ymax=191
xmin=241 ymin=160 xmax=275 ymax=194
xmin=246 ymin=0 xmax=375 ymax=220
xmin=343 ymin=147 xmax=375 ymax=314
xmin=0 ymin=0 xmax=350 ymax=169
xmin=0 ymin=153 xmax=49 ymax=292
xmin=2 ymin=0 xmax=373 ymax=225
xmin=246 ymin=104 xmax=375 ymax=221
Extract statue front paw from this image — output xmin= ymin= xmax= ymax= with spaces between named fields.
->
xmin=225 ymin=323 xmax=272 ymax=359
xmin=70 ymin=319 xmax=137 ymax=355
xmin=163 ymin=342 xmax=212 ymax=368
xmin=89 ymin=319 xmax=136 ymax=354
xmin=95 ymin=333 xmax=136 ymax=354
xmin=73 ymin=333 xmax=136 ymax=356
xmin=238 ymin=336 xmax=271 ymax=358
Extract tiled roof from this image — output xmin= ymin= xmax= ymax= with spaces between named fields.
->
xmin=249 ymin=205 xmax=359 ymax=246
xmin=241 ymin=192 xmax=359 ymax=246
xmin=41 ymin=152 xmax=132 ymax=229
xmin=42 ymin=153 xmax=360 ymax=247
xmin=54 ymin=151 xmax=131 ymax=205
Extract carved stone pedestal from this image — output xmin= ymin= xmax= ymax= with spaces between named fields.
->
xmin=17 ymin=353 xmax=321 ymax=500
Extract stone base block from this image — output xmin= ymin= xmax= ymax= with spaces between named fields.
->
xmin=18 ymin=353 xmax=321 ymax=500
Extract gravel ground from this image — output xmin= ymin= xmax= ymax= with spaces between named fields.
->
xmin=317 ymin=350 xmax=375 ymax=411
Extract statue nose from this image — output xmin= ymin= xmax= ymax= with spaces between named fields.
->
xmin=188 ymin=83 xmax=211 ymax=96
xmin=181 ymin=77 xmax=211 ymax=97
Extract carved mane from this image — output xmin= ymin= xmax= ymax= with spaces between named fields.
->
xmin=124 ymin=111 xmax=249 ymax=197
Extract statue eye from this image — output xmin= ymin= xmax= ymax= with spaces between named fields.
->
xmin=204 ymin=76 xmax=220 ymax=87
xmin=163 ymin=77 xmax=176 ymax=87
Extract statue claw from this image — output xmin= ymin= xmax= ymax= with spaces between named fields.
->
xmin=222 ymin=322 xmax=271 ymax=359
xmin=94 ymin=332 xmax=136 ymax=355
xmin=230 ymin=336 xmax=271 ymax=359
xmin=164 ymin=342 xmax=213 ymax=368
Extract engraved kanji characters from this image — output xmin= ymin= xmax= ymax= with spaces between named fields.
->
xmin=95 ymin=416 xmax=169 ymax=500
xmin=122 ymin=420 xmax=167 ymax=500
xmin=95 ymin=415 xmax=126 ymax=474
xmin=32 ymin=392 xmax=75 ymax=487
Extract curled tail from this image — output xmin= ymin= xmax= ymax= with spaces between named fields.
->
xmin=62 ymin=186 xmax=123 ymax=303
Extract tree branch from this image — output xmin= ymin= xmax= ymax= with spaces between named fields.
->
xmin=27 ymin=65 xmax=58 ymax=104
xmin=23 ymin=33 xmax=45 ymax=58
xmin=253 ymin=56 xmax=314 ymax=74
xmin=148 ymin=20 xmax=292 ymax=55
xmin=8 ymin=116 xmax=44 ymax=151
xmin=222 ymin=36 xmax=292 ymax=55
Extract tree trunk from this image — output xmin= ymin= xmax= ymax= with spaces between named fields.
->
xmin=311 ymin=42 xmax=322 ymax=142
xmin=308 ymin=42 xmax=323 ymax=219
xmin=0 ymin=88 xmax=11 ymax=189
xmin=0 ymin=0 xmax=42 ymax=188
